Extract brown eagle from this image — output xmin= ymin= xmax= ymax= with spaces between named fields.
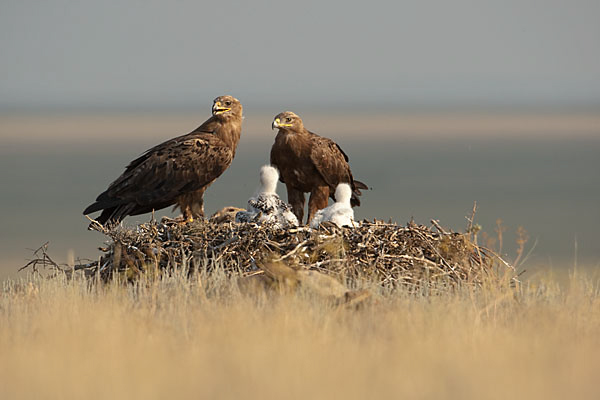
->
xmin=83 ymin=95 xmax=243 ymax=225
xmin=270 ymin=111 xmax=367 ymax=224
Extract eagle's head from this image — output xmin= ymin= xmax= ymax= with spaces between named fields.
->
xmin=212 ymin=95 xmax=242 ymax=118
xmin=272 ymin=111 xmax=304 ymax=132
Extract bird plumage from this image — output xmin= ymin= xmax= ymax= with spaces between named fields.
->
xmin=236 ymin=165 xmax=298 ymax=228
xmin=270 ymin=111 xmax=367 ymax=225
xmin=83 ymin=95 xmax=243 ymax=226
xmin=310 ymin=183 xmax=357 ymax=229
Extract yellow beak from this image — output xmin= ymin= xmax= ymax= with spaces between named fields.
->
xmin=272 ymin=118 xmax=292 ymax=129
xmin=212 ymin=101 xmax=231 ymax=115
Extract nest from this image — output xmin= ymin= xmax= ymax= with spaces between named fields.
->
xmin=40 ymin=215 xmax=515 ymax=290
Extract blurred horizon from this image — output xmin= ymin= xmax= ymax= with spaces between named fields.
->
xmin=2 ymin=103 xmax=600 ymax=118
xmin=2 ymin=109 xmax=600 ymax=147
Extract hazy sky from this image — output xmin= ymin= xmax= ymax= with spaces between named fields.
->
xmin=1 ymin=0 xmax=599 ymax=111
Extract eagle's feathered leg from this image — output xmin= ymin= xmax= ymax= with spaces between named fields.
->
xmin=287 ymin=186 xmax=305 ymax=224
xmin=307 ymin=186 xmax=330 ymax=225
xmin=178 ymin=204 xmax=193 ymax=223
xmin=177 ymin=187 xmax=207 ymax=223
xmin=189 ymin=187 xmax=207 ymax=220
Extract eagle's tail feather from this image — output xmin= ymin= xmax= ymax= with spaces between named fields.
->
xmin=85 ymin=203 xmax=132 ymax=229
xmin=83 ymin=201 xmax=109 ymax=215
xmin=94 ymin=207 xmax=118 ymax=225
xmin=83 ymin=190 xmax=123 ymax=215
xmin=353 ymin=180 xmax=368 ymax=191
xmin=349 ymin=180 xmax=368 ymax=208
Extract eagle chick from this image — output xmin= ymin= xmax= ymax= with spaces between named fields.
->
xmin=235 ymin=165 xmax=299 ymax=229
xmin=310 ymin=183 xmax=357 ymax=229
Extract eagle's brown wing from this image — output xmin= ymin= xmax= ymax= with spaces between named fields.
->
xmin=118 ymin=118 xmax=220 ymax=175
xmin=83 ymin=132 xmax=233 ymax=224
xmin=308 ymin=135 xmax=353 ymax=187
xmin=308 ymin=133 xmax=366 ymax=206
xmin=269 ymin=139 xmax=287 ymax=184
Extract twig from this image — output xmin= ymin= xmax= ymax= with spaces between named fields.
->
xmin=430 ymin=219 xmax=448 ymax=235
xmin=272 ymin=239 xmax=309 ymax=262
xmin=209 ymin=235 xmax=240 ymax=252
xmin=466 ymin=201 xmax=477 ymax=234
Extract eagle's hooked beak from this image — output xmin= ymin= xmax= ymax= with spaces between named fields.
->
xmin=272 ymin=118 xmax=292 ymax=130
xmin=213 ymin=101 xmax=231 ymax=115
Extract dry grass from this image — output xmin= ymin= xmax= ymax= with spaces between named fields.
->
xmin=1 ymin=266 xmax=599 ymax=400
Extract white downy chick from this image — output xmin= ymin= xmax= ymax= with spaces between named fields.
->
xmin=310 ymin=183 xmax=357 ymax=229
xmin=236 ymin=165 xmax=298 ymax=228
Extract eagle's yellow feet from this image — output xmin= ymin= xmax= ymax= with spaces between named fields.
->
xmin=160 ymin=215 xmax=198 ymax=225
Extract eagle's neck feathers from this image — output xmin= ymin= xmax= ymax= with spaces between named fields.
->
xmin=278 ymin=128 xmax=310 ymax=150
xmin=193 ymin=113 xmax=243 ymax=153
xmin=216 ymin=115 xmax=243 ymax=153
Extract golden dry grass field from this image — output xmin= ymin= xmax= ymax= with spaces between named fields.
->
xmin=1 ymin=268 xmax=599 ymax=400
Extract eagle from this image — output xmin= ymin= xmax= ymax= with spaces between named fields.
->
xmin=310 ymin=183 xmax=357 ymax=229
xmin=270 ymin=111 xmax=367 ymax=224
xmin=83 ymin=95 xmax=243 ymax=225
xmin=235 ymin=165 xmax=299 ymax=228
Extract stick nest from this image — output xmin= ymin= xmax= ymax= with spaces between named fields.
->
xmin=57 ymin=217 xmax=515 ymax=290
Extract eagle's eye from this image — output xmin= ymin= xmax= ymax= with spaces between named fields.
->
xmin=225 ymin=101 xmax=232 ymax=106
xmin=286 ymin=117 xmax=292 ymax=122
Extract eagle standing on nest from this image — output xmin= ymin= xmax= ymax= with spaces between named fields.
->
xmin=270 ymin=111 xmax=367 ymax=224
xmin=83 ymin=95 xmax=243 ymax=226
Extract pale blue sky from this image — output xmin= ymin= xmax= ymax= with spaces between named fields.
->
xmin=1 ymin=0 xmax=599 ymax=111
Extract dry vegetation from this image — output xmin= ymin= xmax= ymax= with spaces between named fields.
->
xmin=1 ymin=266 xmax=600 ymax=400
xmin=2 ymin=217 xmax=600 ymax=399
xmin=30 ymin=215 xmax=517 ymax=291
